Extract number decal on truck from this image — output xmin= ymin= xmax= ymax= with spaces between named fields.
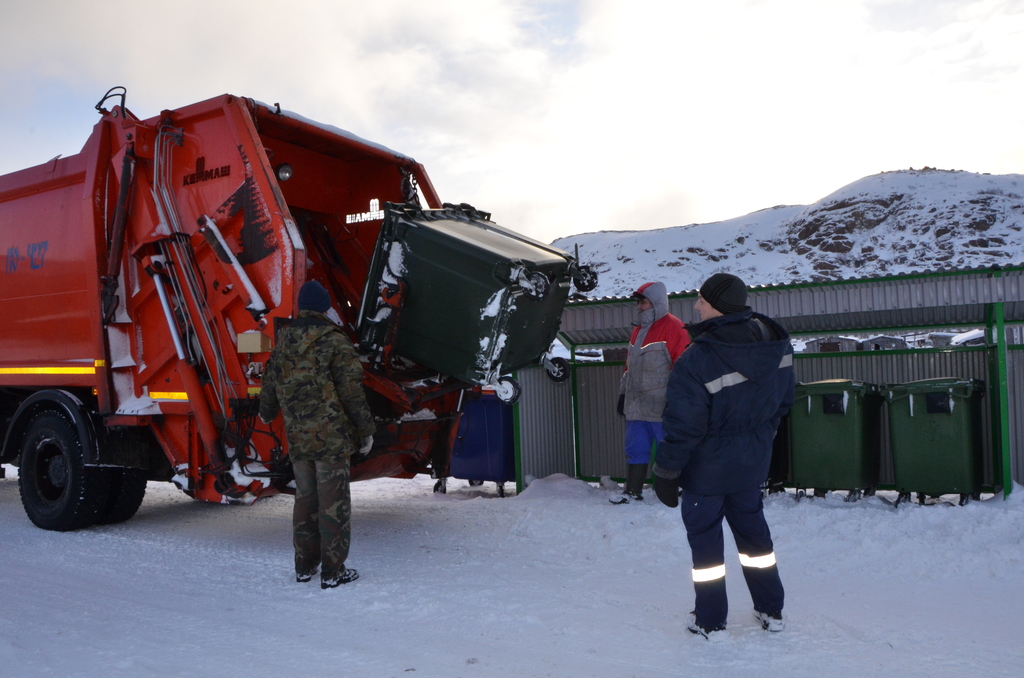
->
xmin=4 ymin=241 xmax=47 ymax=273
xmin=28 ymin=241 xmax=48 ymax=269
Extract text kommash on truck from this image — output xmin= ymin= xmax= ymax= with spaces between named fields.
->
xmin=0 ymin=89 xmax=595 ymax=531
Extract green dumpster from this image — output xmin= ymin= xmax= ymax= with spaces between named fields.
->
xmin=882 ymin=378 xmax=985 ymax=499
xmin=358 ymin=203 xmax=595 ymax=402
xmin=790 ymin=380 xmax=882 ymax=495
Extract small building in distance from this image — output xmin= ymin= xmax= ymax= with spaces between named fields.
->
xmin=860 ymin=335 xmax=908 ymax=351
xmin=803 ymin=336 xmax=860 ymax=353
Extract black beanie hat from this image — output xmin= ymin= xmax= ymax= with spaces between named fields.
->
xmin=298 ymin=280 xmax=332 ymax=313
xmin=699 ymin=273 xmax=747 ymax=315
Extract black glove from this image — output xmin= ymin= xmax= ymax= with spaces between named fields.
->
xmin=654 ymin=475 xmax=680 ymax=508
xmin=616 ymin=394 xmax=625 ymax=416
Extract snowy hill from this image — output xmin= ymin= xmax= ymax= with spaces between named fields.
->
xmin=553 ymin=169 xmax=1024 ymax=298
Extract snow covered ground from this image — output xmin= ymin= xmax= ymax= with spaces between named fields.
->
xmin=3 ymin=465 xmax=1024 ymax=677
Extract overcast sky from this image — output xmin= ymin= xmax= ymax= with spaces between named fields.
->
xmin=2 ymin=0 xmax=1022 ymax=243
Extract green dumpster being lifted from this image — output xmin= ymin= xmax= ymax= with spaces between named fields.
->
xmin=358 ymin=203 xmax=596 ymax=403
xmin=790 ymin=380 xmax=882 ymax=499
xmin=882 ymin=378 xmax=986 ymax=505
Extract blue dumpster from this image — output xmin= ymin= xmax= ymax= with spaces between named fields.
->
xmin=450 ymin=393 xmax=515 ymax=496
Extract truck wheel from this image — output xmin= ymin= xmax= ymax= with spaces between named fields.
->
xmin=18 ymin=411 xmax=111 ymax=531
xmin=97 ymin=468 xmax=148 ymax=525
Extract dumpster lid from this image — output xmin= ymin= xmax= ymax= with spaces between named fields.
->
xmin=796 ymin=379 xmax=877 ymax=395
xmin=390 ymin=203 xmax=570 ymax=268
xmin=883 ymin=377 xmax=983 ymax=397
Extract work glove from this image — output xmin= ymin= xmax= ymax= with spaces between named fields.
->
xmin=616 ymin=394 xmax=625 ymax=417
xmin=654 ymin=475 xmax=680 ymax=508
xmin=359 ymin=435 xmax=373 ymax=455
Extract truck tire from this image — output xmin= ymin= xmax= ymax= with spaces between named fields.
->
xmin=96 ymin=468 xmax=148 ymax=525
xmin=18 ymin=410 xmax=111 ymax=531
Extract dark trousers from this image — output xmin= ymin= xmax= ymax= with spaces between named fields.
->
xmin=292 ymin=457 xmax=351 ymax=581
xmin=680 ymin=486 xmax=784 ymax=629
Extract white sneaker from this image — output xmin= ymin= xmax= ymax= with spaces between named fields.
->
xmin=755 ymin=610 xmax=785 ymax=632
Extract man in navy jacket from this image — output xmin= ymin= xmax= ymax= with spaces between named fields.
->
xmin=653 ymin=273 xmax=795 ymax=640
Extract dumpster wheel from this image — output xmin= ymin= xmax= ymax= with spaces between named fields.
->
xmin=573 ymin=265 xmax=598 ymax=293
xmin=494 ymin=376 xmax=521 ymax=404
xmin=521 ymin=271 xmax=550 ymax=301
xmin=544 ymin=357 xmax=571 ymax=383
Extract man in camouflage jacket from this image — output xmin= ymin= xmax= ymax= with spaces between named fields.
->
xmin=260 ymin=281 xmax=375 ymax=588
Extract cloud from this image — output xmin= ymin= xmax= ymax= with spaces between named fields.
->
xmin=2 ymin=0 xmax=1022 ymax=244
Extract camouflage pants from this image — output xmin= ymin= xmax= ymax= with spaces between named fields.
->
xmin=292 ymin=457 xmax=351 ymax=581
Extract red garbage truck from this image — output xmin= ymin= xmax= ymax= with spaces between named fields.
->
xmin=0 ymin=89 xmax=594 ymax=531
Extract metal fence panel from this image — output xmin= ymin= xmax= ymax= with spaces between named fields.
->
xmin=574 ymin=364 xmax=628 ymax=480
xmin=516 ymin=367 xmax=576 ymax=483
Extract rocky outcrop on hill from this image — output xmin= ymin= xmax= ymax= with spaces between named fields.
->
xmin=553 ymin=169 xmax=1024 ymax=297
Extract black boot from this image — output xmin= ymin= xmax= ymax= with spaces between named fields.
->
xmin=627 ymin=463 xmax=648 ymax=501
xmin=609 ymin=464 xmax=649 ymax=504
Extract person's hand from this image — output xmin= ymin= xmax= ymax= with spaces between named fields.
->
xmin=359 ymin=435 xmax=373 ymax=455
xmin=654 ymin=475 xmax=680 ymax=508
xmin=616 ymin=394 xmax=625 ymax=416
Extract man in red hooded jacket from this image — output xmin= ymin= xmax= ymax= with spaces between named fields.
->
xmin=611 ymin=281 xmax=690 ymax=504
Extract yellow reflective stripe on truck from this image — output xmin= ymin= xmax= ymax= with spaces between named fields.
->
xmin=149 ymin=392 xmax=190 ymax=401
xmin=0 ymin=366 xmax=97 ymax=375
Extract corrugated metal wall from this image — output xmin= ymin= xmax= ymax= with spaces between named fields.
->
xmin=792 ymin=348 xmax=996 ymax=486
xmin=515 ymin=367 xmax=576 ymax=483
xmin=574 ymin=364 xmax=628 ymax=480
xmin=754 ymin=273 xmax=1024 ymax=333
xmin=560 ymin=270 xmax=1024 ymax=345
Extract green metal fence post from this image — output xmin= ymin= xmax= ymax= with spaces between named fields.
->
xmin=570 ymin=344 xmax=583 ymax=481
xmin=989 ymin=297 xmax=1013 ymax=498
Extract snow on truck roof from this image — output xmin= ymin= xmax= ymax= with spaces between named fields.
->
xmin=251 ymin=99 xmax=412 ymax=162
